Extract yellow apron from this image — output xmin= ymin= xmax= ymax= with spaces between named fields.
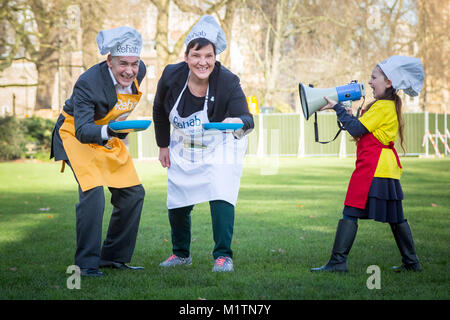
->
xmin=59 ymin=79 xmax=142 ymax=192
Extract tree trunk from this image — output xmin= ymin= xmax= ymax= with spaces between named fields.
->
xmin=81 ymin=1 xmax=104 ymax=69
xmin=220 ymin=0 xmax=237 ymax=68
xmin=29 ymin=0 xmax=66 ymax=110
xmin=152 ymin=0 xmax=170 ymax=78
xmin=35 ymin=62 xmax=58 ymax=110
xmin=261 ymin=0 xmax=284 ymax=106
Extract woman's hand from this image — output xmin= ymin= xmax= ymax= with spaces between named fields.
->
xmin=222 ymin=117 xmax=243 ymax=124
xmin=159 ymin=147 xmax=170 ymax=168
xmin=319 ymin=96 xmax=338 ymax=111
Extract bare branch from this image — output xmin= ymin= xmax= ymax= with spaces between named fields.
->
xmin=0 ymin=83 xmax=38 ymax=88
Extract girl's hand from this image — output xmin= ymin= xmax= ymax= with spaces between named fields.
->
xmin=159 ymin=147 xmax=170 ymax=168
xmin=319 ymin=96 xmax=338 ymax=111
xmin=341 ymin=101 xmax=353 ymax=115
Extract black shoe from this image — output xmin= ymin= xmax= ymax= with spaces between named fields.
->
xmin=390 ymin=220 xmax=422 ymax=272
xmin=81 ymin=268 xmax=105 ymax=277
xmin=392 ymin=263 xmax=422 ymax=272
xmin=99 ymin=261 xmax=144 ymax=270
xmin=311 ymin=219 xmax=358 ymax=273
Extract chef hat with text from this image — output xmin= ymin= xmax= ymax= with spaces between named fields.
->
xmin=378 ymin=55 xmax=425 ymax=97
xmin=185 ymin=15 xmax=227 ymax=54
xmin=97 ymin=26 xmax=142 ymax=57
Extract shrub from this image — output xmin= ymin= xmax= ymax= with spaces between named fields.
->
xmin=0 ymin=116 xmax=26 ymax=161
xmin=0 ymin=116 xmax=56 ymax=161
xmin=20 ymin=116 xmax=55 ymax=153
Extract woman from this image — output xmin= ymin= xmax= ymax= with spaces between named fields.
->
xmin=153 ymin=15 xmax=254 ymax=272
xmin=311 ymin=56 xmax=424 ymax=273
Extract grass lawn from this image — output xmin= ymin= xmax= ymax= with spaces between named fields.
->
xmin=0 ymin=157 xmax=449 ymax=300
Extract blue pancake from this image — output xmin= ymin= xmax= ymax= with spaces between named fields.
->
xmin=203 ymin=122 xmax=244 ymax=130
xmin=108 ymin=120 xmax=152 ymax=133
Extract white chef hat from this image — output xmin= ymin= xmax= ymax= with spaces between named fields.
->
xmin=185 ymin=15 xmax=227 ymax=54
xmin=96 ymin=26 xmax=142 ymax=57
xmin=378 ymin=55 xmax=425 ymax=97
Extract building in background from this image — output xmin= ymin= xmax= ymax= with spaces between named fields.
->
xmin=0 ymin=0 xmax=447 ymax=118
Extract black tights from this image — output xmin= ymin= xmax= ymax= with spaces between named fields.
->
xmin=343 ymin=214 xmax=406 ymax=225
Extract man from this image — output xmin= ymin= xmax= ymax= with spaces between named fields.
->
xmin=50 ymin=26 xmax=147 ymax=277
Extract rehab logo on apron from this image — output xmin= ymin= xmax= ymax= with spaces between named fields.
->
xmin=168 ymin=78 xmax=246 ymax=166
xmin=114 ymin=97 xmax=139 ymax=121
xmin=166 ymin=73 xmax=248 ymax=209
xmin=59 ymin=79 xmax=142 ymax=192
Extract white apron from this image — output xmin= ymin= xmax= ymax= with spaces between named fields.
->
xmin=167 ymin=74 xmax=248 ymax=209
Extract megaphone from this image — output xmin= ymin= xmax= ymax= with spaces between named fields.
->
xmin=299 ymin=81 xmax=365 ymax=120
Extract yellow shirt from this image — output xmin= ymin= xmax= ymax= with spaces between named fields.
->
xmin=359 ymin=100 xmax=402 ymax=179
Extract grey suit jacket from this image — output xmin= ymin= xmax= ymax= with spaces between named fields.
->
xmin=50 ymin=60 xmax=146 ymax=161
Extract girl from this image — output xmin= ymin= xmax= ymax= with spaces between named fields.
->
xmin=311 ymin=56 xmax=424 ymax=273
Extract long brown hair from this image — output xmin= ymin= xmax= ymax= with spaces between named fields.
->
xmin=358 ymin=67 xmax=405 ymax=153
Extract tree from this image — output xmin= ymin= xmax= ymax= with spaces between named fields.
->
xmin=326 ymin=0 xmax=420 ymax=110
xmin=149 ymin=0 xmax=229 ymax=78
xmin=172 ymin=0 xmax=238 ymax=68
xmin=239 ymin=0 xmax=420 ymax=111
xmin=0 ymin=0 xmax=23 ymax=72
xmin=417 ymin=0 xmax=450 ymax=112
xmin=24 ymin=0 xmax=75 ymax=110
xmin=240 ymin=0 xmax=329 ymax=109
xmin=216 ymin=0 xmax=238 ymax=67
xmin=1 ymin=0 xmax=74 ymax=110
xmin=79 ymin=0 xmax=106 ymax=70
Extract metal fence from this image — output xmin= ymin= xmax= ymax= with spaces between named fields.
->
xmin=128 ymin=112 xmax=449 ymax=159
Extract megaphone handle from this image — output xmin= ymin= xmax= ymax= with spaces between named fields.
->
xmin=356 ymin=106 xmax=362 ymax=118
xmin=314 ymin=112 xmax=319 ymax=142
xmin=314 ymin=112 xmax=344 ymax=144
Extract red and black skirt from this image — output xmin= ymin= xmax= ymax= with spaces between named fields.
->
xmin=343 ymin=177 xmax=404 ymax=223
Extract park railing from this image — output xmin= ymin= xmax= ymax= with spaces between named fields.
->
xmin=127 ymin=112 xmax=449 ymax=159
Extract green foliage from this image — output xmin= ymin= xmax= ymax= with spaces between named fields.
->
xmin=20 ymin=116 xmax=55 ymax=152
xmin=0 ymin=116 xmax=26 ymax=161
xmin=0 ymin=116 xmax=55 ymax=161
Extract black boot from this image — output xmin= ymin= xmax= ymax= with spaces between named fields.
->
xmin=390 ymin=220 xmax=422 ymax=272
xmin=311 ymin=219 xmax=358 ymax=272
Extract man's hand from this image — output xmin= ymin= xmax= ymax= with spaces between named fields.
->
xmin=107 ymin=126 xmax=128 ymax=139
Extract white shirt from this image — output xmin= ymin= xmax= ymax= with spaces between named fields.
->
xmin=101 ymin=68 xmax=133 ymax=140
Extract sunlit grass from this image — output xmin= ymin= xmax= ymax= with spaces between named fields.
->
xmin=0 ymin=157 xmax=449 ymax=299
